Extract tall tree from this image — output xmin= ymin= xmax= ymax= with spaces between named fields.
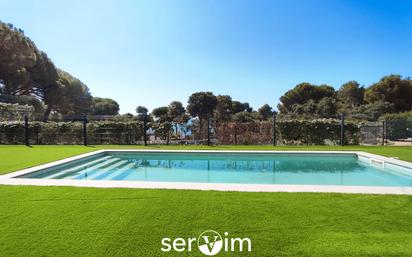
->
xmin=365 ymin=75 xmax=412 ymax=112
xmin=187 ymin=92 xmax=217 ymax=138
xmin=257 ymin=104 xmax=273 ymax=120
xmin=0 ymin=21 xmax=81 ymax=120
xmin=57 ymin=69 xmax=92 ymax=116
xmin=168 ymin=101 xmax=186 ymax=121
xmin=231 ymin=101 xmax=252 ymax=113
xmin=215 ymin=95 xmax=232 ymax=121
xmin=151 ymin=106 xmax=173 ymax=144
xmin=136 ymin=105 xmax=148 ymax=121
xmin=151 ymin=106 xmax=170 ymax=122
xmin=168 ymin=101 xmax=187 ymax=137
xmin=0 ymin=22 xmax=38 ymax=95
xmin=278 ymin=83 xmax=335 ymax=113
xmin=91 ymin=97 xmax=119 ymax=115
xmin=337 ymin=81 xmax=365 ymax=108
xmin=33 ymin=53 xmax=61 ymax=119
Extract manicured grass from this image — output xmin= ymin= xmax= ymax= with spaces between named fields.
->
xmin=0 ymin=145 xmax=97 ymax=174
xmin=0 ymin=144 xmax=411 ymax=175
xmin=0 ymin=186 xmax=412 ymax=256
xmin=1 ymin=145 xmax=412 ymax=256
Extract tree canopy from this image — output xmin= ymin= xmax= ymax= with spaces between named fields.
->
xmin=337 ymin=81 xmax=365 ymax=108
xmin=151 ymin=106 xmax=170 ymax=122
xmin=276 ymin=76 xmax=412 ymax=121
xmin=187 ymin=92 xmax=217 ymax=120
xmin=0 ymin=22 xmax=60 ymax=118
xmin=91 ymin=97 xmax=119 ymax=116
xmin=135 ymin=105 xmax=149 ymax=121
xmin=0 ymin=21 xmax=112 ymax=120
xmin=232 ymin=101 xmax=253 ymax=113
xmin=215 ymin=95 xmax=233 ymax=121
xmin=277 ymin=83 xmax=337 ymax=119
xmin=57 ymin=69 xmax=93 ymax=116
xmin=168 ymin=101 xmax=187 ymax=124
xmin=365 ymin=75 xmax=412 ymax=112
xmin=278 ymin=83 xmax=335 ymax=113
xmin=257 ymin=104 xmax=273 ymax=120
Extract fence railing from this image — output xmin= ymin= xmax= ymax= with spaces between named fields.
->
xmin=0 ymin=115 xmax=411 ymax=146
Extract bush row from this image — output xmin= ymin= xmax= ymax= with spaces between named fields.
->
xmin=0 ymin=121 xmax=144 ymax=144
xmin=0 ymin=119 xmax=361 ymax=145
xmin=0 ymin=103 xmax=34 ymax=121
xmin=214 ymin=119 xmax=360 ymax=145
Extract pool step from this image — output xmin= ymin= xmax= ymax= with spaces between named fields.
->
xmin=83 ymin=160 xmax=130 ymax=180
xmin=98 ymin=163 xmax=138 ymax=180
xmin=50 ymin=156 xmax=120 ymax=179
xmin=43 ymin=155 xmax=113 ymax=179
xmin=91 ymin=162 xmax=136 ymax=180
xmin=69 ymin=157 xmax=124 ymax=179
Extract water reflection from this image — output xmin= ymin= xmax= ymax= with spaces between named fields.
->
xmin=19 ymin=152 xmax=412 ymax=187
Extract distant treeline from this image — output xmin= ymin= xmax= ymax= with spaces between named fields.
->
xmin=277 ymin=76 xmax=412 ymax=121
xmin=1 ymin=21 xmax=411 ymax=124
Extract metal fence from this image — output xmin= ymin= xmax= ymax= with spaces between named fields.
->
xmin=0 ymin=115 xmax=145 ymax=145
xmin=358 ymin=120 xmax=412 ymax=145
xmin=0 ymin=114 xmax=411 ymax=146
xmin=359 ymin=122 xmax=384 ymax=145
xmin=385 ymin=119 xmax=412 ymax=145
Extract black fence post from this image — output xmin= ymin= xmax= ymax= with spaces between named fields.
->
xmin=207 ymin=116 xmax=211 ymax=146
xmin=340 ymin=113 xmax=345 ymax=146
xmin=272 ymin=112 xmax=277 ymax=146
xmin=83 ymin=115 xmax=88 ymax=146
xmin=24 ymin=115 xmax=29 ymax=146
xmin=143 ymin=114 xmax=147 ymax=146
xmin=382 ymin=120 xmax=386 ymax=146
xmin=410 ymin=123 xmax=412 ymax=146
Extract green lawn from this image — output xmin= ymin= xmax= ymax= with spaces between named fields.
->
xmin=0 ymin=186 xmax=412 ymax=256
xmin=0 ymin=145 xmax=412 ymax=256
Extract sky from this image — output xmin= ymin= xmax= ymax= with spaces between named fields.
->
xmin=0 ymin=0 xmax=411 ymax=113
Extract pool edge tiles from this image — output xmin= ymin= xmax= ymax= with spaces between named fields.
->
xmin=1 ymin=149 xmax=412 ymax=195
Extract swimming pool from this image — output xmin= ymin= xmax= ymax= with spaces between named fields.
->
xmin=12 ymin=151 xmax=412 ymax=187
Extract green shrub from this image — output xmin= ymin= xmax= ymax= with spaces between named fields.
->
xmin=0 ymin=121 xmax=144 ymax=145
xmin=215 ymin=119 xmax=359 ymax=145
xmin=0 ymin=103 xmax=35 ymax=121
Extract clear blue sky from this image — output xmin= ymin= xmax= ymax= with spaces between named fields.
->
xmin=1 ymin=0 xmax=411 ymax=113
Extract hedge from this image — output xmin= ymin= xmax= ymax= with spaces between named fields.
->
xmin=1 ymin=119 xmax=361 ymax=145
xmin=0 ymin=103 xmax=34 ymax=121
xmin=0 ymin=121 xmax=144 ymax=145
xmin=214 ymin=119 xmax=360 ymax=145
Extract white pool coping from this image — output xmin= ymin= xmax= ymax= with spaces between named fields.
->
xmin=1 ymin=149 xmax=412 ymax=195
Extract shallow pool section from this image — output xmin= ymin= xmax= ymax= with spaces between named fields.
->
xmin=17 ymin=152 xmax=412 ymax=187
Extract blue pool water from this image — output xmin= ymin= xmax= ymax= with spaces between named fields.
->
xmin=18 ymin=152 xmax=412 ymax=187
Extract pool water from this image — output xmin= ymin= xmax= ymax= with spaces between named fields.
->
xmin=18 ymin=152 xmax=412 ymax=187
